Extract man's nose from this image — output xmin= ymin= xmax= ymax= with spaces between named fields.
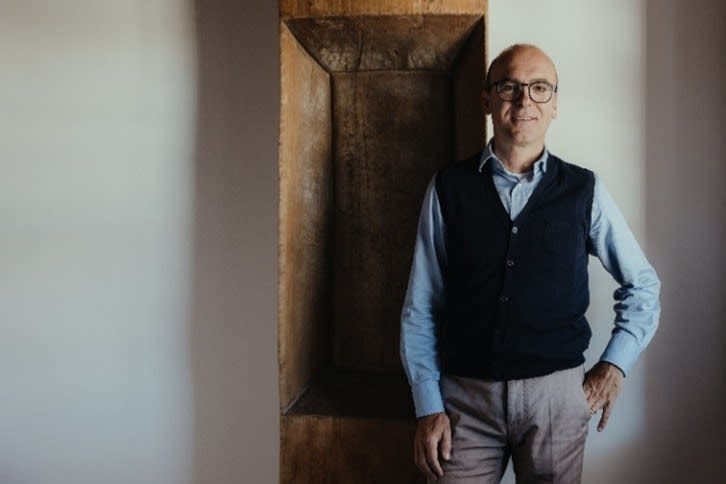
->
xmin=514 ymin=86 xmax=532 ymax=106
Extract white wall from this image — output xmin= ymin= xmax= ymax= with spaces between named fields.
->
xmin=1 ymin=2 xmax=195 ymax=483
xmin=0 ymin=0 xmax=723 ymax=483
xmin=0 ymin=1 xmax=278 ymax=483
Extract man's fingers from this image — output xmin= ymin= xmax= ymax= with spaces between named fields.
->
xmin=589 ymin=395 xmax=604 ymax=412
xmin=583 ymin=363 xmax=623 ymax=429
xmin=585 ymin=385 xmax=606 ymax=407
xmin=583 ymin=383 xmax=603 ymax=408
xmin=598 ymin=402 xmax=612 ymax=432
xmin=584 ymin=387 xmax=599 ymax=411
xmin=441 ymin=425 xmax=452 ymax=461
xmin=413 ymin=412 xmax=451 ymax=479
xmin=414 ymin=442 xmax=436 ymax=480
xmin=426 ymin=438 xmax=444 ymax=478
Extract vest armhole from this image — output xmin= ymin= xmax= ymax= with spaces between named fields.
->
xmin=584 ymin=171 xmax=595 ymax=249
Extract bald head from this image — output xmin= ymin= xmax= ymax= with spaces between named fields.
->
xmin=482 ymin=44 xmax=559 ymax=162
xmin=486 ymin=44 xmax=558 ymax=88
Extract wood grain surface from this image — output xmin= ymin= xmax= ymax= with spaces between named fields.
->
xmin=279 ymin=23 xmax=334 ymax=410
xmin=281 ymin=0 xmax=487 ymax=18
xmin=279 ymin=3 xmax=486 ymax=481
xmin=285 ymin=15 xmax=480 ymax=72
xmin=453 ymin=18 xmax=486 ymax=160
xmin=281 ymin=415 xmax=423 ymax=483
xmin=331 ymin=70 xmax=452 ymax=372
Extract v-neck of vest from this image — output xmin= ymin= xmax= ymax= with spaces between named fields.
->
xmin=479 ymin=155 xmax=560 ymax=226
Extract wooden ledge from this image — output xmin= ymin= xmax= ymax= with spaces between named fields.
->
xmin=283 ymin=369 xmax=415 ymax=419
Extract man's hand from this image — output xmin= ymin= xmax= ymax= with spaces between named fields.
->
xmin=414 ymin=412 xmax=452 ymax=480
xmin=583 ymin=361 xmax=624 ymax=432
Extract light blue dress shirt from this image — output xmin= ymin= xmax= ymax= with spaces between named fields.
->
xmin=400 ymin=142 xmax=662 ymax=418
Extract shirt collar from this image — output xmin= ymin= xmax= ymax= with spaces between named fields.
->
xmin=477 ymin=140 xmax=549 ymax=175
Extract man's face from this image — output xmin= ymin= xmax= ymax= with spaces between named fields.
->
xmin=483 ymin=47 xmax=558 ymax=151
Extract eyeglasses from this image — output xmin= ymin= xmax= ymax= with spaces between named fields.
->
xmin=489 ymin=80 xmax=558 ymax=103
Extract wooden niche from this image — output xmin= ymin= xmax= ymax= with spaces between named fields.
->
xmin=279 ymin=2 xmax=487 ymax=482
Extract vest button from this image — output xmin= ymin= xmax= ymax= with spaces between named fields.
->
xmin=511 ymin=226 xmax=519 ymax=235
xmin=506 ymin=259 xmax=515 ymax=268
xmin=500 ymin=296 xmax=509 ymax=303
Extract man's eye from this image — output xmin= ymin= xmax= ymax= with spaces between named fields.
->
xmin=532 ymin=83 xmax=549 ymax=93
xmin=500 ymin=83 xmax=516 ymax=92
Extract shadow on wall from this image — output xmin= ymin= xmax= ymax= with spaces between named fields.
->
xmin=589 ymin=2 xmax=726 ymax=482
xmin=640 ymin=1 xmax=726 ymax=483
xmin=189 ymin=1 xmax=279 ymax=484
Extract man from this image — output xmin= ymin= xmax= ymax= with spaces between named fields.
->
xmin=400 ymin=44 xmax=660 ymax=483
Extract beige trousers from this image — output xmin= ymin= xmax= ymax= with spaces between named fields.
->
xmin=432 ymin=365 xmax=592 ymax=484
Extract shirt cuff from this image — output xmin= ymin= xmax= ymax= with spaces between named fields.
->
xmin=411 ymin=379 xmax=445 ymax=418
xmin=599 ymin=331 xmax=641 ymax=376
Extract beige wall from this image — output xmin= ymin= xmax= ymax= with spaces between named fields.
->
xmin=0 ymin=1 xmax=723 ymax=483
xmin=641 ymin=1 xmax=726 ymax=482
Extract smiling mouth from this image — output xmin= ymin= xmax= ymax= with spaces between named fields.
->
xmin=514 ymin=116 xmax=537 ymax=121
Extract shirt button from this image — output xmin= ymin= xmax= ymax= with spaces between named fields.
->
xmin=511 ymin=226 xmax=519 ymax=235
xmin=506 ymin=259 xmax=515 ymax=268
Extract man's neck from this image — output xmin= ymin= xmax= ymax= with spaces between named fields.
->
xmin=492 ymin=141 xmax=545 ymax=174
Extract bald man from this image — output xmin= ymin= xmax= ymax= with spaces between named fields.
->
xmin=400 ymin=44 xmax=660 ymax=483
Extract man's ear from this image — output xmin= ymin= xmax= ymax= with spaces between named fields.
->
xmin=482 ymin=90 xmax=492 ymax=115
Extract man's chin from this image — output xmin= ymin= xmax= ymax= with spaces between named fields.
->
xmin=502 ymin=133 xmax=544 ymax=150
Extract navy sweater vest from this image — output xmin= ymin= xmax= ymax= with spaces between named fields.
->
xmin=435 ymin=152 xmax=595 ymax=380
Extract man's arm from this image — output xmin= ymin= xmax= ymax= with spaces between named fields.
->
xmin=584 ymin=174 xmax=661 ymax=431
xmin=400 ymin=176 xmax=451 ymax=479
xmin=400 ymin=176 xmax=447 ymax=417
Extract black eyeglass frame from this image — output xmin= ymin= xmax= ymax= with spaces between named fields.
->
xmin=487 ymin=79 xmax=558 ymax=104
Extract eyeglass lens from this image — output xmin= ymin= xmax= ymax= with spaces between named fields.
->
xmin=497 ymin=81 xmax=554 ymax=103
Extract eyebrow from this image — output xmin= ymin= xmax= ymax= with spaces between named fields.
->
xmin=498 ymin=77 xmax=555 ymax=84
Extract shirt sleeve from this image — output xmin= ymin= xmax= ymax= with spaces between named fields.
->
xmin=400 ymin=175 xmax=448 ymax=417
xmin=588 ymin=174 xmax=661 ymax=375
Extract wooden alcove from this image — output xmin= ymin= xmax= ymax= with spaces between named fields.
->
xmin=279 ymin=1 xmax=487 ymax=482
